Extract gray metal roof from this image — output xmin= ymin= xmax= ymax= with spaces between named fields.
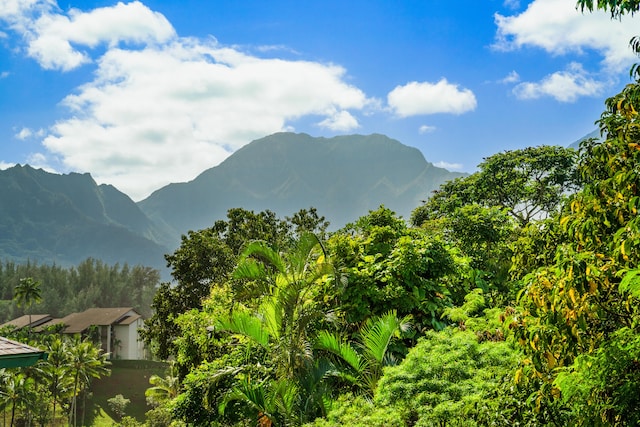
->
xmin=0 ymin=337 xmax=47 ymax=368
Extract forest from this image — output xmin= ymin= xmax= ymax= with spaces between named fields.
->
xmin=2 ymin=0 xmax=640 ymax=425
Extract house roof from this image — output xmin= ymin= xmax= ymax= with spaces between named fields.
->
xmin=0 ymin=337 xmax=47 ymax=368
xmin=1 ymin=314 xmax=52 ymax=330
xmin=54 ymin=307 xmax=139 ymax=333
xmin=116 ymin=314 xmax=142 ymax=326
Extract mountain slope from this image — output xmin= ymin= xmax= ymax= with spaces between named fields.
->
xmin=569 ymin=129 xmax=601 ymax=149
xmin=139 ymin=133 xmax=466 ymax=244
xmin=0 ymin=164 xmax=169 ymax=270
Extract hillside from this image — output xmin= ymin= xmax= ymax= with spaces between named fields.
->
xmin=0 ymin=133 xmax=466 ymax=271
xmin=138 ymin=132 xmax=465 ymax=245
xmin=0 ymin=164 xmax=170 ymax=270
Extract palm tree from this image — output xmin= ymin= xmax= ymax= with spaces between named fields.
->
xmin=66 ymin=338 xmax=110 ymax=427
xmin=145 ymin=362 xmax=180 ymax=407
xmin=37 ymin=337 xmax=73 ymax=424
xmin=315 ymin=310 xmax=412 ymax=395
xmin=13 ymin=277 xmax=42 ymax=336
xmin=0 ymin=374 xmax=36 ymax=427
xmin=215 ymin=233 xmax=336 ymax=424
xmin=229 ymin=232 xmax=334 ymax=380
xmin=0 ymin=369 xmax=9 ymax=426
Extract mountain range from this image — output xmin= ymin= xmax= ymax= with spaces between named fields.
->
xmin=0 ymin=132 xmax=465 ymax=275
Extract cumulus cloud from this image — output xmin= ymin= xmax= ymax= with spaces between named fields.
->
xmin=15 ymin=127 xmax=44 ymax=139
xmin=387 ymin=79 xmax=477 ymax=117
xmin=0 ymin=0 xmax=375 ymax=200
xmin=25 ymin=152 xmax=53 ymax=170
xmin=318 ymin=109 xmax=360 ymax=131
xmin=513 ymin=62 xmax=604 ymax=102
xmin=503 ymin=0 xmax=521 ymax=10
xmin=499 ymin=70 xmax=520 ymax=84
xmin=15 ymin=127 xmax=32 ymax=139
xmin=0 ymin=161 xmax=16 ymax=169
xmin=41 ymin=40 xmax=370 ymax=199
xmin=434 ymin=161 xmax=463 ymax=170
xmin=418 ymin=125 xmax=436 ymax=134
xmin=27 ymin=1 xmax=175 ymax=70
xmin=0 ymin=0 xmax=50 ymax=21
xmin=494 ymin=0 xmax=639 ymax=71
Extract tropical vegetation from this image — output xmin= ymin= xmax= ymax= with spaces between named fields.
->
xmin=1 ymin=1 xmax=639 ymax=425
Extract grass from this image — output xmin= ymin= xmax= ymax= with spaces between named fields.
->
xmin=90 ymin=408 xmax=116 ymax=426
xmin=89 ymin=359 xmax=169 ymax=423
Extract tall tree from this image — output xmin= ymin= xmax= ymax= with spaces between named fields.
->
xmin=213 ymin=233 xmax=336 ymax=425
xmin=13 ymin=277 xmax=42 ymax=336
xmin=67 ymin=338 xmax=110 ymax=427
xmin=142 ymin=207 xmax=328 ymax=360
xmin=509 ymin=4 xmax=640 ymax=420
xmin=327 ymin=206 xmax=456 ymax=334
xmin=0 ymin=374 xmax=35 ymax=427
xmin=412 ymin=145 xmax=579 ymax=228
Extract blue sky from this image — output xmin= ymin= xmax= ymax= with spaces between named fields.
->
xmin=0 ymin=0 xmax=638 ymax=200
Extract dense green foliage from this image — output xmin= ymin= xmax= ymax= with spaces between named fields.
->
xmin=325 ymin=206 xmax=457 ymax=334
xmin=411 ymin=145 xmax=579 ymax=228
xmin=0 ymin=330 xmax=110 ymax=426
xmin=0 ymin=258 xmax=160 ymax=323
xmin=4 ymin=3 xmax=639 ymax=425
xmin=139 ymin=63 xmax=640 ymax=424
xmin=142 ymin=207 xmax=329 ymax=360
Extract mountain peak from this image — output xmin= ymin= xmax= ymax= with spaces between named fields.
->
xmin=139 ymin=132 xmax=464 ymax=244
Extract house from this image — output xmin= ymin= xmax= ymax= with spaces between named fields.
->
xmin=1 ymin=307 xmax=146 ymax=360
xmin=0 ymin=337 xmax=47 ymax=368
xmin=1 ymin=314 xmax=54 ymax=330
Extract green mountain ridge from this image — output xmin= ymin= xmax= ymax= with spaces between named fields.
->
xmin=1 ymin=132 xmax=466 ymax=272
xmin=0 ymin=164 xmax=170 ymax=271
xmin=138 ymin=133 xmax=466 ymax=246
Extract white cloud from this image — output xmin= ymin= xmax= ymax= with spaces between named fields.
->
xmin=0 ymin=0 xmax=50 ymax=20
xmin=15 ymin=127 xmax=32 ymax=139
xmin=499 ymin=70 xmax=520 ymax=84
xmin=0 ymin=71 xmax=8 ymax=78
xmin=418 ymin=125 xmax=436 ymax=134
xmin=15 ymin=127 xmax=44 ymax=139
xmin=317 ymin=109 xmax=359 ymax=131
xmin=387 ymin=79 xmax=477 ymax=117
xmin=25 ymin=152 xmax=56 ymax=172
xmin=2 ymin=0 xmax=175 ymax=71
xmin=0 ymin=1 xmax=384 ymax=200
xmin=40 ymin=39 xmax=370 ymax=200
xmin=503 ymin=0 xmax=520 ymax=10
xmin=494 ymin=0 xmax=639 ymax=71
xmin=0 ymin=161 xmax=16 ymax=169
xmin=434 ymin=161 xmax=463 ymax=170
xmin=513 ymin=62 xmax=604 ymax=102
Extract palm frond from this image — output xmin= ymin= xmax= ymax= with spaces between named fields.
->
xmin=202 ymin=366 xmax=243 ymax=410
xmin=360 ymin=311 xmax=412 ymax=366
xmin=273 ymin=379 xmax=300 ymax=425
xmin=232 ymin=257 xmax=268 ymax=281
xmin=215 ymin=311 xmax=270 ymax=349
xmin=314 ymin=330 xmax=365 ymax=374
xmin=240 ymin=240 xmax=286 ymax=274
xmin=219 ymin=377 xmax=271 ymax=420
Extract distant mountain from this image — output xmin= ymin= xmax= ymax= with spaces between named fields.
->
xmin=0 ymin=164 xmax=170 ymax=271
xmin=139 ymin=132 xmax=466 ymax=245
xmin=569 ymin=129 xmax=601 ymax=149
xmin=0 ymin=133 xmax=466 ymax=273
